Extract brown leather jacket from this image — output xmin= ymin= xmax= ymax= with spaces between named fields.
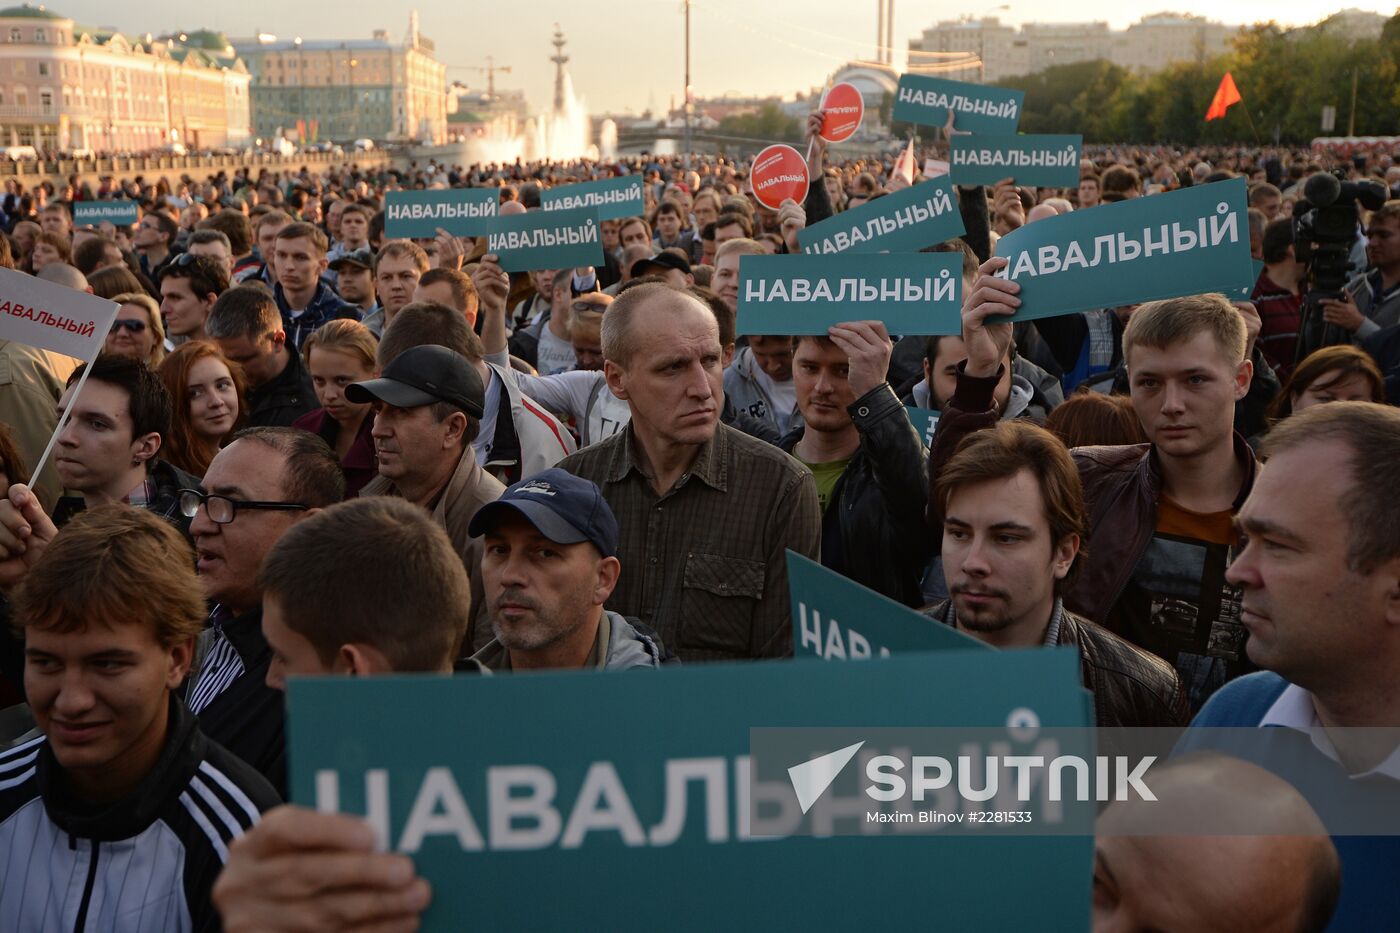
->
xmin=924 ymin=599 xmax=1190 ymax=728
xmin=1068 ymin=435 xmax=1255 ymax=624
xmin=926 ymin=364 xmax=1257 ymax=627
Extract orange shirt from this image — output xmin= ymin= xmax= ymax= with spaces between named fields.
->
xmin=1156 ymin=494 xmax=1237 ymax=546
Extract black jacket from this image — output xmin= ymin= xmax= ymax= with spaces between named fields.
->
xmin=52 ymin=459 xmax=202 ymax=540
xmin=779 ymin=383 xmax=931 ymax=606
xmin=247 ymin=347 xmax=318 ymax=428
xmin=0 ymin=696 xmax=279 ymax=932
xmin=182 ymin=606 xmax=287 ymax=797
xmin=924 ymin=599 xmax=1190 ymax=728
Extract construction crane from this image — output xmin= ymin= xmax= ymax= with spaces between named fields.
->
xmin=465 ymin=57 xmax=512 ymax=102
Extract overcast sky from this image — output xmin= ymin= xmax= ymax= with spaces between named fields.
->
xmin=45 ymin=1 xmax=1394 ymax=115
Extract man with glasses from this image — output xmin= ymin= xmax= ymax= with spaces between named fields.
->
xmin=159 ymin=253 xmax=229 ymax=344
xmin=134 ymin=211 xmax=179 ymax=280
xmin=180 ymin=426 xmax=344 ymax=794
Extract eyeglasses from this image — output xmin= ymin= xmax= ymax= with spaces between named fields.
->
xmin=179 ymin=490 xmax=308 ymax=525
xmin=173 ymin=252 xmax=201 ymax=268
xmin=110 ymin=318 xmax=147 ymax=334
xmin=572 ymin=301 xmax=608 ymax=314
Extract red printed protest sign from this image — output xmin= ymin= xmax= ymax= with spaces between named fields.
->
xmin=819 ymin=83 xmax=864 ymax=143
xmin=750 ymin=144 xmax=809 ymax=211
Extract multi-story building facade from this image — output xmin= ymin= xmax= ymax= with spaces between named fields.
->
xmin=232 ymin=14 xmax=448 ymax=145
xmin=1113 ymin=14 xmax=1238 ymax=74
xmin=0 ymin=4 xmax=251 ymax=154
xmin=909 ymin=13 xmax=1239 ymax=84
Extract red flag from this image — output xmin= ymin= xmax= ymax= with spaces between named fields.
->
xmin=1205 ymin=72 xmax=1243 ymax=122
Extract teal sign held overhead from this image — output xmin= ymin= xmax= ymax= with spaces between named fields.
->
xmin=738 ymin=252 xmax=963 ymax=335
xmin=481 ymin=206 xmax=605 ymax=273
xmin=384 ymin=188 xmax=498 ymax=238
xmin=950 ymin=135 xmax=1082 ymax=187
xmin=73 ymin=200 xmax=139 ymax=226
xmin=541 ymin=176 xmax=645 ymax=221
xmin=798 ymin=176 xmax=965 ymax=255
xmin=288 ymin=649 xmax=1092 ymax=931
xmin=994 ymin=178 xmax=1256 ymax=322
xmin=892 ymin=74 xmax=1024 ymax=134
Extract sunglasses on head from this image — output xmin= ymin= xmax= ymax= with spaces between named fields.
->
xmin=110 ymin=318 xmax=147 ymax=334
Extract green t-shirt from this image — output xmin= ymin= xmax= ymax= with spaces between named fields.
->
xmin=798 ymin=457 xmax=852 ymax=513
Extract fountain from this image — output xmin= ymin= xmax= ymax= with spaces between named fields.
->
xmin=456 ymin=26 xmax=596 ymax=165
xmin=598 ymin=119 xmax=618 ymax=160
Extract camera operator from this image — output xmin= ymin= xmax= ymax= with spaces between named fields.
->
xmin=1289 ymin=171 xmax=1389 ymax=359
xmin=1322 ymin=200 xmax=1400 ymax=343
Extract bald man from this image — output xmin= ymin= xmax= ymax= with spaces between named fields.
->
xmin=35 ymin=263 xmax=91 ymax=294
xmin=1094 ymin=754 xmax=1339 ymax=933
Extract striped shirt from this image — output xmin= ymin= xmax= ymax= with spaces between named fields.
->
xmin=186 ymin=606 xmax=245 ymax=715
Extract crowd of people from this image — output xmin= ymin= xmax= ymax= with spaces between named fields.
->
xmin=0 ymin=109 xmax=1394 ymax=931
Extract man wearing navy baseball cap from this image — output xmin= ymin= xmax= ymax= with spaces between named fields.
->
xmin=467 ymin=468 xmax=669 ymax=671
xmin=349 ymin=344 xmax=505 ymax=576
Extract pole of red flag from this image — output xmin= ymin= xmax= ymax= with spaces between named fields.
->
xmin=1240 ymin=102 xmax=1263 ymax=145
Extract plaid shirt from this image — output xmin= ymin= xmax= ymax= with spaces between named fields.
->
xmin=558 ymin=423 xmax=820 ymax=662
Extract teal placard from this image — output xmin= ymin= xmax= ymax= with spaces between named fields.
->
xmin=789 ymin=551 xmax=984 ymax=659
xmin=892 ymin=74 xmax=1024 ymax=134
xmin=798 ymin=176 xmax=966 ymax=255
xmin=738 ymin=252 xmax=962 ymax=335
xmin=288 ymin=651 xmax=1092 ymax=931
xmin=541 ymin=176 xmax=645 ymax=221
xmin=72 ymin=200 xmax=138 ymax=226
xmin=905 ymin=405 xmax=941 ymax=446
xmin=994 ymin=178 xmax=1256 ymax=322
xmin=950 ymin=134 xmax=1082 ymax=187
xmin=480 ymin=206 xmax=605 ymax=273
xmin=384 ymin=188 xmax=498 ymax=238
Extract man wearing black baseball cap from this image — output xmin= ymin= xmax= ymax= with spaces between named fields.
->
xmin=467 ymin=468 xmax=668 ymax=671
xmin=328 ymin=247 xmax=377 ymax=317
xmin=348 ymin=344 xmax=505 ymax=574
xmin=631 ymin=249 xmax=694 ymax=290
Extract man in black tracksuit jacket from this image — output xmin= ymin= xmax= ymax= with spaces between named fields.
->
xmin=0 ymin=503 xmax=279 ymax=932
xmin=0 ymin=698 xmax=280 ymax=931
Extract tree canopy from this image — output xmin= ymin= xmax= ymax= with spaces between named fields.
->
xmin=990 ymin=12 xmax=1400 ymax=143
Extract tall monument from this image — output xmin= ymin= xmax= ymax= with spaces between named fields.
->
xmin=550 ymin=25 xmax=569 ymax=116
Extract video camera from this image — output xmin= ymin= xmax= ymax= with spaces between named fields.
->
xmin=1294 ymin=170 xmax=1387 ymax=360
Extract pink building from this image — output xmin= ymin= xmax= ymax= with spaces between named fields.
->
xmin=0 ymin=4 xmax=251 ymax=155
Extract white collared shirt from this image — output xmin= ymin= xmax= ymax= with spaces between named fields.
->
xmin=1259 ymin=684 xmax=1400 ymax=780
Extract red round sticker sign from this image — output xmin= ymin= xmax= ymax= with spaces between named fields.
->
xmin=820 ymin=83 xmax=865 ymax=143
xmin=750 ymin=144 xmax=809 ymax=211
